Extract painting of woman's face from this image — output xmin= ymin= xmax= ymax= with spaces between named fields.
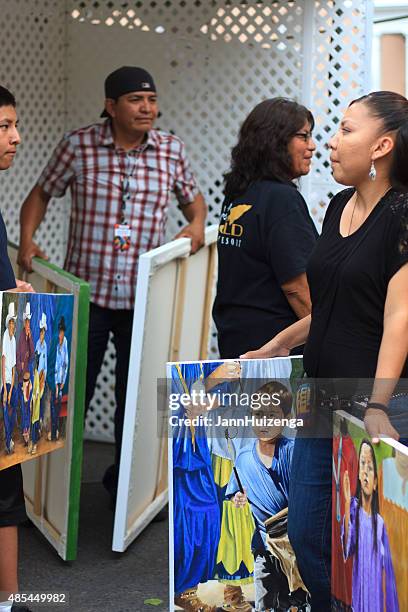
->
xmin=359 ymin=442 xmax=377 ymax=498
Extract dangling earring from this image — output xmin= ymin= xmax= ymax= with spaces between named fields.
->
xmin=369 ymin=160 xmax=377 ymax=181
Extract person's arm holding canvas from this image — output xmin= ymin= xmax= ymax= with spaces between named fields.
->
xmin=172 ymin=140 xmax=207 ymax=254
xmin=241 ymin=315 xmax=311 ymax=359
xmin=364 ymin=262 xmax=408 ymax=442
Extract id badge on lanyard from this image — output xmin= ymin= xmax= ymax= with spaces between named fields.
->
xmin=114 ymin=223 xmax=132 ymax=252
xmin=114 ymin=165 xmax=134 ymax=252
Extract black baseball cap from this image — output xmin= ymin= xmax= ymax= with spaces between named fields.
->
xmin=101 ymin=66 xmax=156 ymax=118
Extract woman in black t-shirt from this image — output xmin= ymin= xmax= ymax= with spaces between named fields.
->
xmin=212 ymin=99 xmax=317 ymax=611
xmin=213 ymin=97 xmax=318 ymax=358
xmin=243 ymin=91 xmax=408 ymax=610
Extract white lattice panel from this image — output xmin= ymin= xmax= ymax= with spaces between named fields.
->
xmin=0 ymin=0 xmax=67 ymax=266
xmin=305 ymin=0 xmax=372 ymax=226
xmin=63 ymin=0 xmax=371 ymax=442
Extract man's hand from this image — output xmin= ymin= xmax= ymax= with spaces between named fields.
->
xmin=17 ymin=240 xmax=48 ymax=273
xmin=174 ymin=222 xmax=205 ymax=254
xmin=364 ymin=408 xmax=399 ymax=444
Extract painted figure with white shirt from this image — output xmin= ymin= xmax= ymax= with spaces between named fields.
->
xmin=2 ymin=302 xmax=17 ymax=454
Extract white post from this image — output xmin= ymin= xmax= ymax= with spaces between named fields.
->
xmin=365 ymin=0 xmax=375 ymax=92
xmin=300 ymin=0 xmax=316 ymax=207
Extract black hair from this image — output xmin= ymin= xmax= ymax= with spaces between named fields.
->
xmin=355 ymin=439 xmax=379 ymax=562
xmin=350 ymin=91 xmax=408 ymax=191
xmin=255 ymin=380 xmax=293 ymax=416
xmin=223 ymin=97 xmax=315 ymax=201
xmin=0 ymin=86 xmax=16 ymax=109
xmin=58 ymin=316 xmax=66 ymax=332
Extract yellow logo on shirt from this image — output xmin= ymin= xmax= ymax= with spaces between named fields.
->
xmin=227 ymin=204 xmax=252 ymax=224
xmin=218 ymin=204 xmax=252 ymax=240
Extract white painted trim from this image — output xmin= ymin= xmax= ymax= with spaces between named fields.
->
xmin=112 ymin=225 xmax=218 ymax=552
xmin=365 ymin=0 xmax=374 ymax=92
xmin=112 ymin=250 xmax=153 ymax=551
xmin=300 ymin=0 xmax=316 ymax=207
xmin=167 ymin=355 xmax=304 ymax=366
xmin=372 ymin=32 xmax=382 ymax=90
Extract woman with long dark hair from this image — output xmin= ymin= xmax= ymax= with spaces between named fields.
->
xmin=213 ymin=97 xmax=318 ymax=358
xmin=243 ymin=91 xmax=408 ymax=610
xmin=211 ymin=98 xmax=317 ymax=611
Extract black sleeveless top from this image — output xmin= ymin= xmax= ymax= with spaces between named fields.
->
xmin=304 ymin=188 xmax=408 ymax=379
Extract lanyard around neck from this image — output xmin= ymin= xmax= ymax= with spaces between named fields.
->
xmin=117 ymin=151 xmax=139 ymax=223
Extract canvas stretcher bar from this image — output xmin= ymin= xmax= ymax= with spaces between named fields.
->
xmin=8 ymin=243 xmax=89 ymax=560
xmin=112 ymin=225 xmax=218 ymax=552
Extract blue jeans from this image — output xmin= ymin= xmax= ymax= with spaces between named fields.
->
xmin=386 ymin=393 xmax=408 ymax=441
xmin=287 ymin=395 xmax=408 ymax=611
xmin=288 ymin=437 xmax=332 ymax=611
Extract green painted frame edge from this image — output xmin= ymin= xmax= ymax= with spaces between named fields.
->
xmin=9 ymin=243 xmax=90 ymax=560
xmin=66 ymin=279 xmax=90 ymax=560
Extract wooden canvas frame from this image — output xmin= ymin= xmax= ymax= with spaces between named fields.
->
xmin=112 ymin=225 xmax=218 ymax=552
xmin=8 ymin=243 xmax=89 ymax=560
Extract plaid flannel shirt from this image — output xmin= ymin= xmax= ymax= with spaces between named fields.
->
xmin=38 ymin=121 xmax=199 ymax=309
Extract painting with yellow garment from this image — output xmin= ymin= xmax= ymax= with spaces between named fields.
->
xmin=168 ymin=356 xmax=311 ymax=612
xmin=332 ymin=410 xmax=408 ymax=612
xmin=0 ymin=291 xmax=74 ymax=470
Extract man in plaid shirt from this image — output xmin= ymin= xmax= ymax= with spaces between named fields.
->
xmin=18 ymin=66 xmax=207 ymax=504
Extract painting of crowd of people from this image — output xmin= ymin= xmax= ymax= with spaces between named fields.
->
xmin=0 ymin=292 xmax=73 ymax=470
